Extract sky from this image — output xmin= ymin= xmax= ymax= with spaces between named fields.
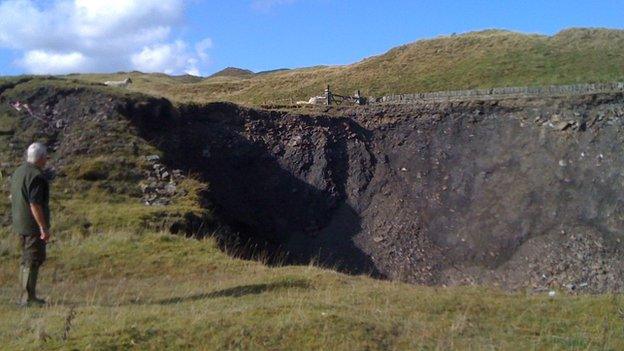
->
xmin=0 ymin=0 xmax=623 ymax=76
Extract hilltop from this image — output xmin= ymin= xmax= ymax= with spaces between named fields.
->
xmin=70 ymin=28 xmax=624 ymax=105
xmin=208 ymin=67 xmax=255 ymax=79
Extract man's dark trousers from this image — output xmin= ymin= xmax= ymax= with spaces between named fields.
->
xmin=19 ymin=234 xmax=46 ymax=305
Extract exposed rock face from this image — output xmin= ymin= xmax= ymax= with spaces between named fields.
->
xmin=173 ymin=96 xmax=624 ymax=293
xmin=2 ymin=79 xmax=623 ymax=292
xmin=140 ymin=155 xmax=186 ymax=206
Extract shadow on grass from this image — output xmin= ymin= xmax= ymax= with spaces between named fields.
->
xmin=38 ymin=279 xmax=311 ymax=308
xmin=137 ymin=279 xmax=310 ymax=306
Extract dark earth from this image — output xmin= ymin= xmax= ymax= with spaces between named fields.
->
xmin=1 ymin=78 xmax=623 ymax=293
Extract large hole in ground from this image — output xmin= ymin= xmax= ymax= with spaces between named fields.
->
xmin=131 ymin=96 xmax=624 ymax=292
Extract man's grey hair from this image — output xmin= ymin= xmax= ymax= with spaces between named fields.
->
xmin=26 ymin=142 xmax=47 ymax=163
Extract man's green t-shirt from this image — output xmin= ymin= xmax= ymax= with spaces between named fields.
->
xmin=10 ymin=163 xmax=50 ymax=235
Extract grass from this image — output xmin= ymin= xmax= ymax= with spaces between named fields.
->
xmin=68 ymin=28 xmax=624 ymax=106
xmin=0 ymin=77 xmax=211 ymax=239
xmin=42 ymin=170 xmax=209 ymax=239
xmin=0 ymin=113 xmax=16 ymax=133
xmin=0 ymin=230 xmax=622 ymax=350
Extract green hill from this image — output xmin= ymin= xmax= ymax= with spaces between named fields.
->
xmin=208 ymin=67 xmax=255 ymax=79
xmin=71 ymin=28 xmax=624 ymax=106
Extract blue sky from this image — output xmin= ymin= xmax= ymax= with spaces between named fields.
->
xmin=1 ymin=0 xmax=623 ymax=76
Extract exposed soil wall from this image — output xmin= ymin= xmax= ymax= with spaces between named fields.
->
xmin=172 ymin=95 xmax=624 ymax=293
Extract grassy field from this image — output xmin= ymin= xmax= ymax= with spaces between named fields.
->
xmin=0 ymin=228 xmax=623 ymax=350
xmin=69 ymin=28 xmax=624 ymax=106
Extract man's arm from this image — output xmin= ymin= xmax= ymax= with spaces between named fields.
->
xmin=30 ymin=203 xmax=50 ymax=242
xmin=28 ymin=176 xmax=51 ymax=242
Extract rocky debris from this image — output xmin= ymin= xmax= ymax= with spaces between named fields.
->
xmin=146 ymin=155 xmax=160 ymax=162
xmin=9 ymin=100 xmax=69 ymax=134
xmin=140 ymin=155 xmax=186 ymax=206
xmin=202 ymin=147 xmax=211 ymax=158
xmin=172 ymin=95 xmax=624 ymax=291
xmin=497 ymin=228 xmax=624 ymax=294
xmin=10 ymin=101 xmax=33 ymax=115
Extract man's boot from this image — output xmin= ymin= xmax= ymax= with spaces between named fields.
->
xmin=28 ymin=264 xmax=46 ymax=305
xmin=19 ymin=264 xmax=45 ymax=307
xmin=18 ymin=264 xmax=29 ymax=306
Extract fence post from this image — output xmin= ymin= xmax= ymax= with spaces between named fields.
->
xmin=325 ymin=85 xmax=333 ymax=105
xmin=355 ymin=90 xmax=363 ymax=105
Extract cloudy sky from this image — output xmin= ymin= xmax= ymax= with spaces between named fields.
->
xmin=0 ymin=0 xmax=623 ymax=76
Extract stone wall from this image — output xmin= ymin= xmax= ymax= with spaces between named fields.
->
xmin=376 ymin=82 xmax=624 ymax=104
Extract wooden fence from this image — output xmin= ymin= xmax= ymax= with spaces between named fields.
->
xmin=375 ymin=82 xmax=624 ymax=104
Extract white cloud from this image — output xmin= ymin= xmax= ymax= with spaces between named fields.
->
xmin=131 ymin=40 xmax=200 ymax=75
xmin=0 ymin=0 xmax=212 ymax=75
xmin=195 ymin=38 xmax=213 ymax=62
xmin=21 ymin=50 xmax=88 ymax=74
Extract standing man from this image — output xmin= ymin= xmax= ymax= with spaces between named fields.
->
xmin=10 ymin=142 xmax=51 ymax=307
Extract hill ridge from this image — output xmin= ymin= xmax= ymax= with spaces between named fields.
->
xmin=64 ymin=27 xmax=624 ymax=105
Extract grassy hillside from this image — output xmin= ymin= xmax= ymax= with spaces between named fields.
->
xmin=209 ymin=67 xmax=255 ymax=79
xmin=71 ymin=28 xmax=624 ymax=106
xmin=1 ymin=229 xmax=623 ymax=350
xmin=0 ymin=77 xmax=210 ymax=259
